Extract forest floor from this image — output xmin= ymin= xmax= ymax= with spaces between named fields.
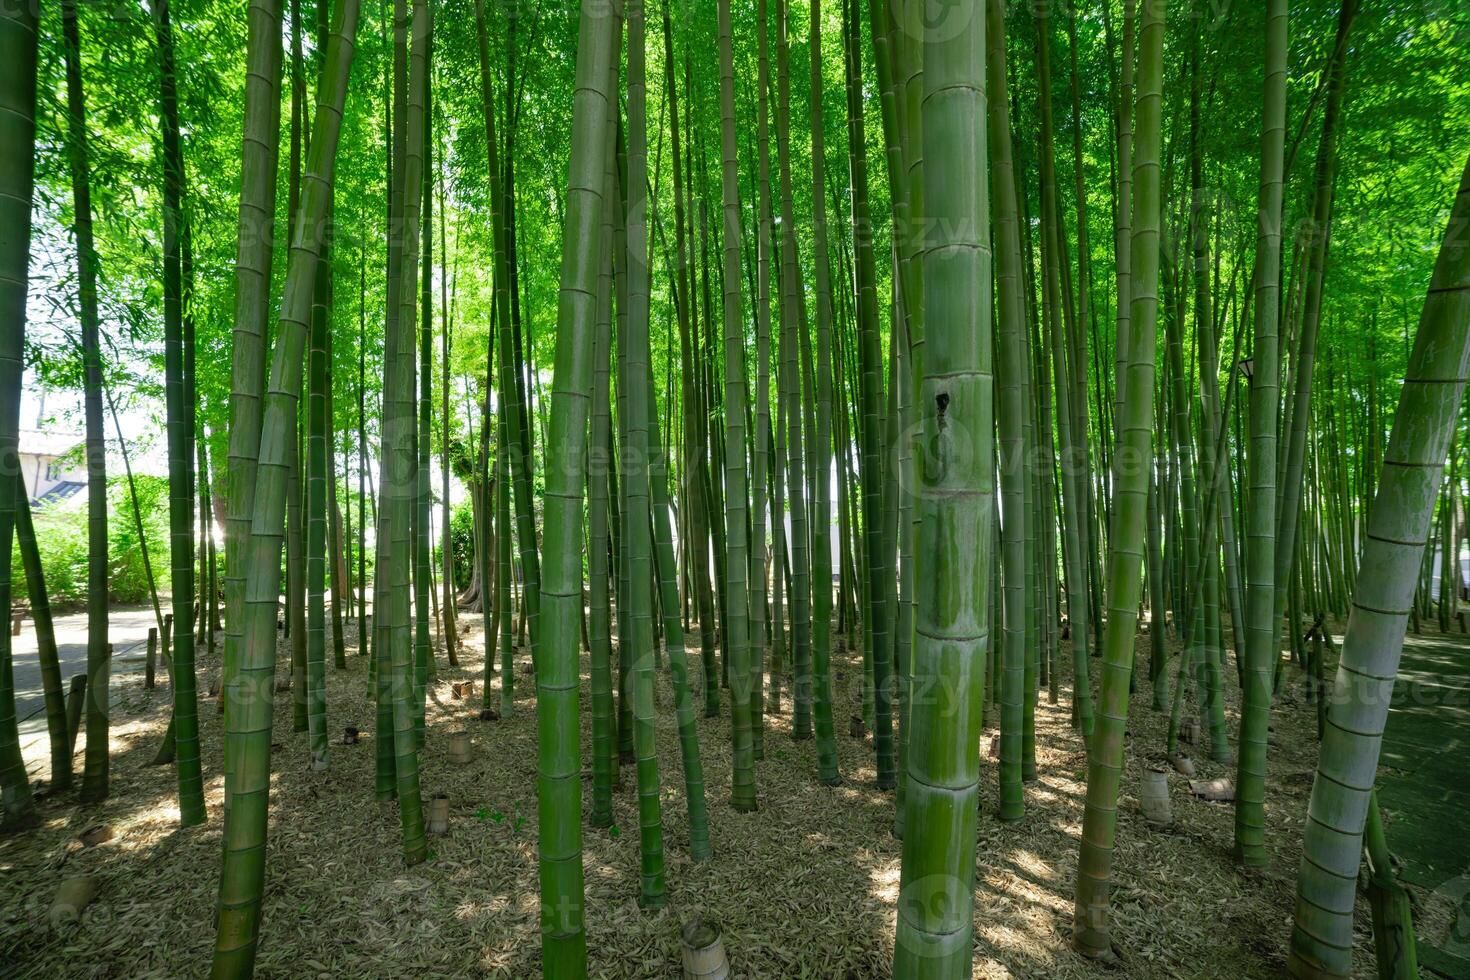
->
xmin=0 ymin=605 xmax=1461 ymax=978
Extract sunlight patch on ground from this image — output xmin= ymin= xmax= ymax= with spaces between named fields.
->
xmin=869 ymin=861 xmax=901 ymax=902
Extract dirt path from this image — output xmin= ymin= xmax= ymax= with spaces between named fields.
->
xmin=12 ymin=605 xmax=160 ymax=783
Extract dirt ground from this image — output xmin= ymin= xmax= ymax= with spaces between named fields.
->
xmin=0 ymin=609 xmax=1404 ymax=978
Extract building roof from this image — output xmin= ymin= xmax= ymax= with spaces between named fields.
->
xmin=34 ymin=480 xmax=86 ymax=507
xmin=18 ymin=428 xmax=84 ymax=459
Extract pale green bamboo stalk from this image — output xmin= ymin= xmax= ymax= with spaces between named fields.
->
xmin=751 ymin=0 xmax=773 ymax=765
xmin=1072 ymin=0 xmax=1165 ymax=956
xmin=587 ymin=131 xmax=617 ymax=828
xmin=382 ymin=0 xmax=430 ymax=865
xmin=211 ymin=0 xmax=360 ymax=968
xmin=808 ymin=0 xmax=841 ymax=789
xmin=61 ymin=0 xmax=112 ymax=806
xmin=534 ymin=0 xmax=619 ymax=969
xmin=893 ymin=0 xmax=993 ymax=969
xmin=624 ymin=0 xmax=669 ymax=901
xmin=1288 ymin=155 xmax=1470 ymax=980
xmin=306 ymin=209 xmax=331 ymax=771
xmin=716 ymin=0 xmax=756 ymax=812
xmin=773 ymin=0 xmax=812 ymax=742
xmin=1235 ymin=0 xmax=1289 ymax=868
xmin=988 ymin=0 xmax=1028 ymax=825
xmin=645 ymin=367 xmax=713 ymax=860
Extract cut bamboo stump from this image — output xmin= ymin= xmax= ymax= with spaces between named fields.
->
xmin=427 ymin=794 xmax=450 ymax=835
xmin=680 ymin=918 xmax=730 ymax=979
xmin=1168 ymin=754 xmax=1196 ymax=777
xmin=448 ymin=731 xmax=472 ymax=766
xmin=78 ymin=824 xmax=113 ymax=847
xmin=49 ymin=876 xmax=98 ymax=930
xmin=1139 ymin=767 xmax=1172 ymax=827
xmin=1189 ymin=777 xmax=1236 ymax=802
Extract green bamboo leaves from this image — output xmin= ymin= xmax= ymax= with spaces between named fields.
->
xmin=893 ymin=0 xmax=993 ymax=971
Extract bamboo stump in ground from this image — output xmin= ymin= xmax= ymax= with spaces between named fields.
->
xmin=681 ymin=919 xmax=729 ymax=979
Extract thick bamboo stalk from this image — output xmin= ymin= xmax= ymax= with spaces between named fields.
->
xmin=893 ymin=0 xmax=992 ymax=968
xmin=533 ymin=0 xmax=619 ymax=969
xmin=1288 ymin=155 xmax=1470 ymax=980
xmin=1073 ymin=0 xmax=1166 ymax=955
xmin=211 ymin=0 xmax=361 ymax=968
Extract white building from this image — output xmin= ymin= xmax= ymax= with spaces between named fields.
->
xmin=18 ymin=427 xmax=87 ymax=507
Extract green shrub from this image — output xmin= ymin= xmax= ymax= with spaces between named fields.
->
xmin=12 ymin=475 xmax=174 ymax=610
xmin=107 ymin=475 xmax=172 ymax=605
xmin=449 ymin=496 xmax=477 ymax=590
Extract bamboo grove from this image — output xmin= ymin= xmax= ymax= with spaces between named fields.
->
xmin=1 ymin=0 xmax=1468 ymax=975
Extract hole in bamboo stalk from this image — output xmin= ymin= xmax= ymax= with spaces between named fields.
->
xmin=935 ymin=391 xmax=949 ymax=428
